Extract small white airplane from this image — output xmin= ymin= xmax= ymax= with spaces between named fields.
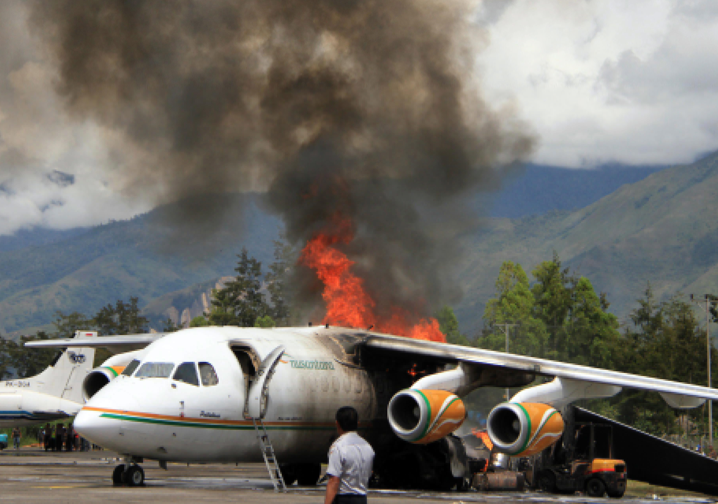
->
xmin=0 ymin=332 xmax=96 ymax=427
xmin=28 ymin=326 xmax=718 ymax=489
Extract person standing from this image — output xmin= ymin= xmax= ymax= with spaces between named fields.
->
xmin=43 ymin=423 xmax=53 ymax=451
xmin=324 ymin=406 xmax=374 ymax=504
xmin=54 ymin=423 xmax=65 ymax=452
xmin=11 ymin=427 xmax=21 ymax=450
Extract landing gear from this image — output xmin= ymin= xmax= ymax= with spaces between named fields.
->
xmin=112 ymin=464 xmax=125 ymax=486
xmin=112 ymin=463 xmax=145 ymax=487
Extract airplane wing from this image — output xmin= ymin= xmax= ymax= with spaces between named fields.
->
xmin=363 ymin=332 xmax=718 ymax=403
xmin=25 ymin=333 xmax=165 ymax=354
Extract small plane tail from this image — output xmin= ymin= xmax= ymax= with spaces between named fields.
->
xmin=27 ymin=331 xmax=97 ymax=404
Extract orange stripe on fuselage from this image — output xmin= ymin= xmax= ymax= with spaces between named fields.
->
xmin=81 ymin=406 xmax=343 ymax=428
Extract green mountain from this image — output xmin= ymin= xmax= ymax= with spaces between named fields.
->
xmin=0 ymin=154 xmax=714 ymax=338
xmin=0 ymin=194 xmax=280 ymax=335
xmin=455 ymin=152 xmax=718 ymax=334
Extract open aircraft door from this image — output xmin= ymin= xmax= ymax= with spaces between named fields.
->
xmin=246 ymin=346 xmax=285 ymax=420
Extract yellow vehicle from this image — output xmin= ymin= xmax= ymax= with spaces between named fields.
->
xmin=538 ymin=458 xmax=627 ymax=498
xmin=537 ymin=422 xmax=627 ymax=498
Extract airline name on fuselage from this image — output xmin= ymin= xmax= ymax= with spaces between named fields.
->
xmin=289 ymin=359 xmax=335 ymax=370
xmin=200 ymin=411 xmax=220 ymax=418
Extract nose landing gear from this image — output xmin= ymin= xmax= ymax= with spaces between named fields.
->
xmin=112 ymin=462 xmax=145 ymax=487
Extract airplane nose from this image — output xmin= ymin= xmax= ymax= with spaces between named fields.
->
xmin=74 ymin=407 xmax=114 ymax=447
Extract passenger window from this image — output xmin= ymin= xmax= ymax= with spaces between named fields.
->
xmin=122 ymin=359 xmax=141 ymax=376
xmin=198 ymin=363 xmax=219 ymax=386
xmin=173 ymin=362 xmax=199 ymax=386
xmin=135 ymin=362 xmax=175 ymax=378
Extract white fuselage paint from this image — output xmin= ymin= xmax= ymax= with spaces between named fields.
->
xmin=75 ymin=327 xmax=379 ymax=463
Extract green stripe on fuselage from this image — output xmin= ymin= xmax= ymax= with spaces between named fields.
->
xmin=99 ymin=414 xmax=337 ymax=431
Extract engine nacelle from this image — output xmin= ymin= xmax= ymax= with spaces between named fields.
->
xmin=487 ymin=402 xmax=564 ymax=457
xmin=82 ymin=366 xmax=125 ymax=402
xmin=388 ymin=389 xmax=466 ymax=444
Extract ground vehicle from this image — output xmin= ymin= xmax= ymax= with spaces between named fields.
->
xmin=538 ymin=457 xmax=627 ymax=497
xmin=537 ymin=422 xmax=627 ymax=498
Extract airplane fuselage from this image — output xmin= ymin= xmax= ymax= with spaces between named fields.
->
xmin=76 ymin=327 xmax=395 ymax=463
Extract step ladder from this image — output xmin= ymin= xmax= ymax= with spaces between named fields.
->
xmin=252 ymin=418 xmax=287 ymax=492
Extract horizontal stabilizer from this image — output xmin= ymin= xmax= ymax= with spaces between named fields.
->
xmin=659 ymin=392 xmax=706 ymax=409
xmin=26 ymin=333 xmax=165 ymax=354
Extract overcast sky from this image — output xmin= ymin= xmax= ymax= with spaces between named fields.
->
xmin=1 ymin=0 xmax=717 ymax=235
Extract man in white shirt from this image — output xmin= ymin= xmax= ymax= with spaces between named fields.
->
xmin=324 ymin=406 xmax=375 ymax=504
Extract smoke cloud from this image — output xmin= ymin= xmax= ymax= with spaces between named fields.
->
xmin=28 ymin=0 xmax=535 ymax=320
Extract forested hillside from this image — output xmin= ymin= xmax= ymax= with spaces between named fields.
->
xmin=455 ymin=151 xmax=718 ymax=334
xmin=0 ymin=156 xmax=712 ymax=338
xmin=0 ymin=194 xmax=280 ymax=334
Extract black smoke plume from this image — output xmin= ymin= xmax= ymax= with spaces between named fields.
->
xmin=29 ymin=0 xmax=535 ymax=322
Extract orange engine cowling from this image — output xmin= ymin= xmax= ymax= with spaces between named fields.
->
xmin=487 ymin=402 xmax=564 ymax=457
xmin=82 ymin=366 xmax=125 ymax=401
xmin=387 ymin=389 xmax=466 ymax=444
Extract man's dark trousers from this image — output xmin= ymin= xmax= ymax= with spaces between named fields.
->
xmin=334 ymin=494 xmax=367 ymax=504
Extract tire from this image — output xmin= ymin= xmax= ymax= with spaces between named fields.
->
xmin=538 ymin=471 xmax=556 ymax=493
xmin=125 ymin=465 xmax=145 ymax=487
xmin=112 ymin=464 xmax=126 ymax=486
xmin=296 ymin=463 xmax=321 ymax=486
xmin=586 ymin=478 xmax=606 ymax=498
xmin=607 ymin=487 xmax=626 ymax=498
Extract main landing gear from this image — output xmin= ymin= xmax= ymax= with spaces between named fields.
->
xmin=113 ymin=461 xmax=145 ymax=487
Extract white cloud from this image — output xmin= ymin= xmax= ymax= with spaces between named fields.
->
xmin=475 ymin=0 xmax=718 ymax=167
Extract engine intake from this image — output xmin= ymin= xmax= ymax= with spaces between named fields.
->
xmin=82 ymin=366 xmax=124 ymax=401
xmin=487 ymin=402 xmax=564 ymax=457
xmin=388 ymin=389 xmax=466 ymax=444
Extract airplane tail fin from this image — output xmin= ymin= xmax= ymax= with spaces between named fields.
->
xmin=28 ymin=331 xmax=97 ymax=404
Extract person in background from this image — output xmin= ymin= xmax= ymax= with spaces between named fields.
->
xmin=54 ymin=423 xmax=65 ymax=452
xmin=11 ymin=427 xmax=21 ymax=450
xmin=43 ymin=423 xmax=53 ymax=452
xmin=65 ymin=423 xmax=74 ymax=451
xmin=324 ymin=406 xmax=374 ymax=504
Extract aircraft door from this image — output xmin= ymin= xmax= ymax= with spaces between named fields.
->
xmin=246 ymin=346 xmax=285 ymax=419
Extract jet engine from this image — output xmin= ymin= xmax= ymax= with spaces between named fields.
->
xmin=387 ymin=389 xmax=466 ymax=444
xmin=487 ymin=402 xmax=564 ymax=457
xmin=82 ymin=365 xmax=126 ymax=401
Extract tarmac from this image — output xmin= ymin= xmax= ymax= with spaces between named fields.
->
xmin=0 ymin=447 xmax=716 ymax=503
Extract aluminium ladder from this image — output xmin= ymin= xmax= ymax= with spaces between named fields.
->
xmin=252 ymin=418 xmax=287 ymax=492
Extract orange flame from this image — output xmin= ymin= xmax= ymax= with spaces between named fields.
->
xmin=472 ymin=428 xmax=493 ymax=451
xmin=300 ymin=215 xmax=445 ymax=342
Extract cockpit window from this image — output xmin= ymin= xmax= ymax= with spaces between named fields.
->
xmin=199 ymin=363 xmax=219 ymax=386
xmin=121 ymin=359 xmax=141 ymax=376
xmin=173 ymin=362 xmax=199 ymax=386
xmin=135 ymin=362 xmax=175 ymax=378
